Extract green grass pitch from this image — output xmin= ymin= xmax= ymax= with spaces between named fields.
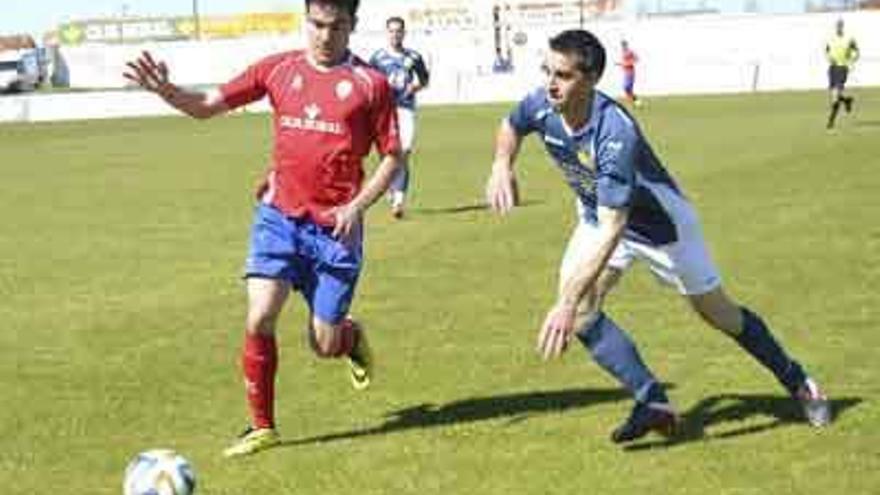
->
xmin=1 ymin=89 xmax=879 ymax=494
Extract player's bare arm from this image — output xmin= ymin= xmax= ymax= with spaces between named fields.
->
xmin=486 ymin=119 xmax=522 ymax=214
xmin=405 ymin=79 xmax=425 ymax=99
xmin=406 ymin=47 xmax=430 ymax=99
xmin=537 ymin=205 xmax=628 ymax=360
xmin=405 ymin=66 xmax=429 ymax=97
xmin=123 ymin=51 xmax=229 ymax=120
xmin=330 ymin=150 xmax=404 ymax=239
xmin=405 ymin=64 xmax=428 ymax=97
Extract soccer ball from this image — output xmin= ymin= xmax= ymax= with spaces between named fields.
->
xmin=123 ymin=449 xmax=196 ymax=495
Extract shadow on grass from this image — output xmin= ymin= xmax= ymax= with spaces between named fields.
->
xmin=412 ymin=199 xmax=543 ymax=216
xmin=280 ymin=386 xmax=631 ymax=448
xmin=854 ymin=119 xmax=880 ymax=128
xmin=623 ymin=393 xmax=863 ymax=452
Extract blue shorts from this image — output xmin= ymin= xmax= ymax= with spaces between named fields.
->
xmin=623 ymin=73 xmax=635 ymax=94
xmin=245 ymin=203 xmax=363 ymax=324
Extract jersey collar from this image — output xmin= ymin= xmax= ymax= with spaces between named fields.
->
xmin=559 ymin=91 xmax=603 ymax=141
xmin=305 ymin=50 xmax=354 ymax=73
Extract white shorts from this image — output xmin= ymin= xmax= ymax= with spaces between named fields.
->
xmin=397 ymin=107 xmax=416 ymax=151
xmin=560 ymin=190 xmax=722 ymax=296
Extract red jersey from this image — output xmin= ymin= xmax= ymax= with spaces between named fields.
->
xmin=621 ymin=49 xmax=638 ymax=74
xmin=220 ymin=50 xmax=400 ymax=226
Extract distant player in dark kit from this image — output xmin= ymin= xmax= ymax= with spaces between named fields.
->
xmin=825 ymin=19 xmax=859 ymax=129
xmin=124 ymin=0 xmax=402 ymax=457
xmin=486 ymin=29 xmax=831 ymax=443
xmin=370 ymin=16 xmax=430 ymax=219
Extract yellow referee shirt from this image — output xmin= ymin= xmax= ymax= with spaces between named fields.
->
xmin=827 ymin=34 xmax=859 ymax=67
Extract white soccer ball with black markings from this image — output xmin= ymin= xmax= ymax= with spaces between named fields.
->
xmin=123 ymin=449 xmax=196 ymax=495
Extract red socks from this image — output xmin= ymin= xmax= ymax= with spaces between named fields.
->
xmin=336 ymin=318 xmax=359 ymax=357
xmin=240 ymin=322 xmax=358 ymax=428
xmin=242 ymin=333 xmax=278 ymax=429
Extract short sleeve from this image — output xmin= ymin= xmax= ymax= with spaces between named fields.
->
xmin=507 ymin=90 xmax=544 ymax=136
xmin=368 ymin=50 xmax=380 ymax=68
xmin=219 ymin=55 xmax=276 ymax=109
xmin=411 ymin=52 xmax=430 ymax=85
xmin=371 ymin=76 xmax=401 ymax=156
xmin=595 ymin=124 xmax=639 ymax=209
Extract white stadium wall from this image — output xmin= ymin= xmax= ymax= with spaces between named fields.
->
xmin=1 ymin=11 xmax=878 ymax=123
xmin=391 ymin=10 xmax=880 ymax=101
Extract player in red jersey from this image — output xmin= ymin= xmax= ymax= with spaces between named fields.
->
xmin=123 ymin=0 xmax=402 ymax=457
xmin=617 ymin=39 xmax=642 ymax=107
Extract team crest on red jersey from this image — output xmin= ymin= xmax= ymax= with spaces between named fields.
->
xmin=336 ymin=80 xmax=353 ymax=100
xmin=291 ymin=74 xmax=303 ymax=91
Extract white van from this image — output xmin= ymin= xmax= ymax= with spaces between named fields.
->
xmin=0 ymin=49 xmax=44 ymax=93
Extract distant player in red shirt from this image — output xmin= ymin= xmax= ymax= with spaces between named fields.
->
xmin=617 ymin=39 xmax=642 ymax=107
xmin=123 ymin=0 xmax=402 ymax=457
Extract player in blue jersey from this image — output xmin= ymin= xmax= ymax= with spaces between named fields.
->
xmin=485 ymin=29 xmax=831 ymax=443
xmin=370 ymin=16 xmax=430 ymax=219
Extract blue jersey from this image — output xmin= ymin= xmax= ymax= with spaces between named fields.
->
xmin=508 ymin=89 xmax=683 ymax=246
xmin=369 ymin=47 xmax=430 ymax=110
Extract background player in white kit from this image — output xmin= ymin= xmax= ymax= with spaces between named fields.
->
xmin=370 ymin=16 xmax=430 ymax=219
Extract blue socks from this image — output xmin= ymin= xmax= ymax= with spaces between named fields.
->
xmin=576 ymin=313 xmax=667 ymax=404
xmin=736 ymin=307 xmax=806 ymax=395
xmin=576 ymin=308 xmax=807 ymax=402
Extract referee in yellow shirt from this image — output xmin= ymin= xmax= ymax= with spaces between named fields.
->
xmin=826 ymin=19 xmax=860 ymax=129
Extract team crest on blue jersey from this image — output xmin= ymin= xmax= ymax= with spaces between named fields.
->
xmin=577 ymin=150 xmax=595 ymax=171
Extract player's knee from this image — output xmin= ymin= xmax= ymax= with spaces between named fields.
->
xmin=245 ymin=310 xmax=278 ymax=336
xmin=574 ymin=300 xmax=602 ymax=332
xmin=310 ymin=334 xmax=339 ymax=358
xmin=309 ymin=319 xmax=346 ymax=358
xmin=309 ymin=326 xmax=337 ymax=358
xmin=574 ymin=312 xmax=601 ymax=339
xmin=695 ymin=301 xmax=742 ymax=335
xmin=571 ymin=285 xmax=606 ymax=331
xmin=688 ymin=288 xmax=743 ymax=335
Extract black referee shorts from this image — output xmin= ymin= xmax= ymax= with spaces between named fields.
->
xmin=828 ymin=65 xmax=848 ymax=90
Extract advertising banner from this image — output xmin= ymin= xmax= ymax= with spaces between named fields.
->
xmin=57 ymin=12 xmax=301 ymax=45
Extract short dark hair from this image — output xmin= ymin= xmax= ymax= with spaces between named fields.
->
xmin=386 ymin=16 xmax=405 ymax=29
xmin=549 ymin=29 xmax=606 ymax=80
xmin=305 ymin=0 xmax=360 ymax=18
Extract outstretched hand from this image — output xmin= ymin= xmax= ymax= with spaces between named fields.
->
xmin=123 ymin=51 xmax=171 ymax=93
xmin=485 ymin=163 xmax=520 ymax=214
xmin=537 ymin=302 xmax=577 ymax=360
xmin=329 ymin=203 xmax=362 ymax=243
